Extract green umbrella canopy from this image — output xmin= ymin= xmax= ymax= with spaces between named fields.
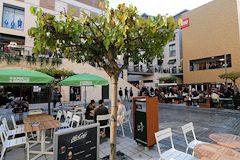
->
xmin=60 ymin=73 xmax=108 ymax=86
xmin=0 ymin=68 xmax=54 ymax=84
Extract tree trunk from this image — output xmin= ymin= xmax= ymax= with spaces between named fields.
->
xmin=109 ymin=75 xmax=118 ymax=160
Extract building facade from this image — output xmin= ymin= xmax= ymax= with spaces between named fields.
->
xmin=182 ymin=0 xmax=240 ymax=91
xmin=0 ymin=0 xmax=139 ymax=103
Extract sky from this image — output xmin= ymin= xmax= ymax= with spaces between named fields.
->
xmin=109 ymin=0 xmax=213 ymax=16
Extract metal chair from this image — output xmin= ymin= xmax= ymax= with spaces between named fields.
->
xmin=0 ymin=125 xmax=29 ymax=160
xmin=155 ymin=128 xmax=198 ymax=160
xmin=70 ymin=115 xmax=81 ymax=128
xmin=120 ymin=110 xmax=132 ymax=137
xmin=181 ymin=122 xmax=209 ymax=155
xmin=97 ymin=114 xmax=111 ymax=133
xmin=2 ymin=118 xmax=24 ymax=138
xmin=11 ymin=115 xmax=24 ymax=129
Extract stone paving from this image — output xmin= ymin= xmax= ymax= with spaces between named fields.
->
xmin=0 ymin=103 xmax=240 ymax=160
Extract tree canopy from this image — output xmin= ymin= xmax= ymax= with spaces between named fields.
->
xmin=28 ymin=1 xmax=180 ymax=78
xmin=159 ymin=76 xmax=177 ymax=83
xmin=35 ymin=68 xmax=75 ymax=80
xmin=219 ymin=71 xmax=240 ymax=82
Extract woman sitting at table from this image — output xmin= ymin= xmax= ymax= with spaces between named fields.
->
xmin=85 ymin=100 xmax=96 ymax=120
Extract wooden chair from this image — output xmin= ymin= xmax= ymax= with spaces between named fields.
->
xmin=182 ymin=122 xmax=209 ymax=155
xmin=11 ymin=115 xmax=24 ymax=129
xmin=0 ymin=125 xmax=29 ymax=160
xmin=120 ymin=110 xmax=132 ymax=137
xmin=70 ymin=115 xmax=81 ymax=128
xmin=97 ymin=114 xmax=111 ymax=133
xmin=155 ymin=128 xmax=198 ymax=160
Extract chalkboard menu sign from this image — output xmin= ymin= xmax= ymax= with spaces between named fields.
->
xmin=54 ymin=123 xmax=99 ymax=160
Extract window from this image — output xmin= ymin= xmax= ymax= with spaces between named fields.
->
xmin=189 ymin=54 xmax=232 ymax=71
xmin=2 ymin=5 xmax=24 ymax=30
xmin=169 ymin=44 xmax=176 ymax=57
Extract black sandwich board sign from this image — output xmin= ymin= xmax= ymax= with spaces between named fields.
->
xmin=54 ymin=123 xmax=100 ymax=160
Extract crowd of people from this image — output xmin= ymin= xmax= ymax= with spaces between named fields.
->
xmin=137 ymin=85 xmax=238 ymax=107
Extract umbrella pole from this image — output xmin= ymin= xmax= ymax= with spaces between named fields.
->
xmin=85 ymin=86 xmax=86 ymax=108
xmin=47 ymin=85 xmax=51 ymax=115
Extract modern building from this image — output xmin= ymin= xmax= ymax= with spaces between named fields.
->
xmin=126 ymin=11 xmax=187 ymax=88
xmin=0 ymin=0 xmax=139 ymax=103
xmin=182 ymin=0 xmax=240 ymax=91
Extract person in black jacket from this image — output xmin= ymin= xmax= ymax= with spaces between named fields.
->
xmin=119 ymin=87 xmax=123 ymax=101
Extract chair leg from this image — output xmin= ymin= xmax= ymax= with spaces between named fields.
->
xmin=0 ymin=147 xmax=6 ymax=160
xmin=121 ymin=124 xmax=125 ymax=137
xmin=26 ymin=142 xmax=29 ymax=160
xmin=185 ymin=147 xmax=189 ymax=154
xmin=129 ymin=121 xmax=132 ymax=133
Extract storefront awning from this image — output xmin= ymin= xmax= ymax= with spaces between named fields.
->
xmin=168 ymin=59 xmax=176 ymax=64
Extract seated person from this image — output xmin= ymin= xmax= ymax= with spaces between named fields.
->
xmin=211 ymin=91 xmax=221 ymax=108
xmin=117 ymin=100 xmax=126 ymax=126
xmin=94 ymin=99 xmax=109 ymax=126
xmin=85 ymin=100 xmax=96 ymax=120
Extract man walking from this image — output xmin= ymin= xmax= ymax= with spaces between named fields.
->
xmin=119 ymin=87 xmax=123 ymax=101
xmin=124 ymin=87 xmax=128 ymax=100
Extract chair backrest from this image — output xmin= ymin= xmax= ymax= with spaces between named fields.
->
xmin=65 ymin=111 xmax=73 ymax=125
xmin=0 ymin=125 xmax=7 ymax=146
xmin=11 ymin=115 xmax=17 ymax=129
xmin=123 ymin=110 xmax=131 ymax=122
xmin=155 ymin=128 xmax=175 ymax=157
xmin=63 ymin=110 xmax=67 ymax=119
xmin=97 ymin=114 xmax=111 ymax=129
xmin=71 ymin=115 xmax=81 ymax=128
xmin=181 ymin=122 xmax=197 ymax=145
xmin=56 ymin=110 xmax=63 ymax=121
xmin=2 ymin=118 xmax=10 ymax=132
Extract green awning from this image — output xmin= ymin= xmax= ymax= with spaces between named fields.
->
xmin=0 ymin=68 xmax=54 ymax=85
xmin=59 ymin=73 xmax=108 ymax=86
xmin=168 ymin=59 xmax=176 ymax=64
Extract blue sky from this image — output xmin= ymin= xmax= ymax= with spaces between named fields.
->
xmin=109 ymin=0 xmax=213 ymax=16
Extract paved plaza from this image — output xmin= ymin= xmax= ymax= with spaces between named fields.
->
xmin=0 ymin=103 xmax=240 ymax=160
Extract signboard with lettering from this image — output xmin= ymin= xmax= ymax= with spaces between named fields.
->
xmin=54 ymin=123 xmax=99 ymax=160
xmin=181 ymin=18 xmax=190 ymax=29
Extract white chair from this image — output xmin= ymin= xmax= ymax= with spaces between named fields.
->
xmin=155 ymin=128 xmax=198 ymax=160
xmin=97 ymin=114 xmax=111 ymax=133
xmin=70 ymin=115 xmax=81 ymax=128
xmin=182 ymin=122 xmax=209 ymax=155
xmin=11 ymin=115 xmax=24 ymax=129
xmin=120 ymin=110 xmax=132 ymax=137
xmin=2 ymin=118 xmax=24 ymax=138
xmin=0 ymin=125 xmax=29 ymax=160
xmin=56 ymin=110 xmax=63 ymax=121
xmin=80 ymin=113 xmax=94 ymax=125
xmin=59 ymin=111 xmax=73 ymax=129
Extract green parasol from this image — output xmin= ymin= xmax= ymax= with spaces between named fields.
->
xmin=0 ymin=68 xmax=54 ymax=84
xmin=59 ymin=73 xmax=108 ymax=106
xmin=0 ymin=68 xmax=54 ymax=114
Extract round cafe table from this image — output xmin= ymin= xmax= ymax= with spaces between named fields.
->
xmin=209 ymin=133 xmax=240 ymax=149
xmin=194 ymin=144 xmax=240 ymax=160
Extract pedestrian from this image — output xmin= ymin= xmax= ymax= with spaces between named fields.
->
xmin=130 ymin=87 xmax=133 ymax=100
xmin=52 ymin=88 xmax=59 ymax=108
xmin=57 ymin=90 xmax=62 ymax=106
xmin=124 ymin=87 xmax=128 ymax=100
xmin=119 ymin=87 xmax=123 ymax=101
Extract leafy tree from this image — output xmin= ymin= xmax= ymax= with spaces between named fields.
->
xmin=35 ymin=68 xmax=75 ymax=80
xmin=28 ymin=1 xmax=179 ymax=158
xmin=219 ymin=71 xmax=240 ymax=94
xmin=159 ymin=76 xmax=177 ymax=83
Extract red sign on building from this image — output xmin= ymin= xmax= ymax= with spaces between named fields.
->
xmin=181 ymin=18 xmax=190 ymax=29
